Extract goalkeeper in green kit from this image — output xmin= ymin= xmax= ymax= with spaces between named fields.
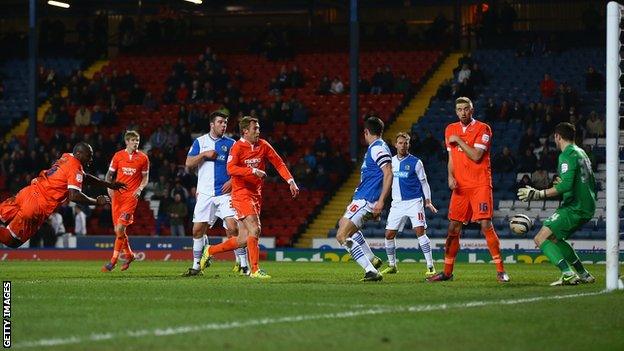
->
xmin=517 ymin=122 xmax=596 ymax=286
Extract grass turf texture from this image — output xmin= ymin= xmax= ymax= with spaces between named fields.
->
xmin=3 ymin=261 xmax=624 ymax=351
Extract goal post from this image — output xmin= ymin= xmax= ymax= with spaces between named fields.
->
xmin=605 ymin=1 xmax=623 ymax=291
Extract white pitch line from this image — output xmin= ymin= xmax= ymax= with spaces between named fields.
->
xmin=15 ymin=294 xmax=391 ymax=309
xmin=12 ymin=290 xmax=607 ymax=349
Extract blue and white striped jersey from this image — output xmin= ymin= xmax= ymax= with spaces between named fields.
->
xmin=187 ymin=134 xmax=235 ymax=197
xmin=353 ymin=138 xmax=392 ymax=202
xmin=391 ymin=154 xmax=430 ymax=203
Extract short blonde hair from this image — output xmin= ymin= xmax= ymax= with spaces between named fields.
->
xmin=239 ymin=116 xmax=259 ymax=134
xmin=124 ymin=130 xmax=140 ymax=141
xmin=455 ymin=96 xmax=473 ymax=108
xmin=395 ymin=132 xmax=410 ymax=142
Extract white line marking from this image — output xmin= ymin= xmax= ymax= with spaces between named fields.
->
xmin=16 ymin=294 xmax=391 ymax=309
xmin=13 ymin=290 xmax=607 ymax=349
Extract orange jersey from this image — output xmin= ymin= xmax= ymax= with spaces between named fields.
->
xmin=31 ymin=153 xmax=85 ymax=207
xmin=445 ymin=119 xmax=492 ymax=189
xmin=109 ymin=150 xmax=149 ymax=196
xmin=227 ymin=138 xmax=293 ymax=198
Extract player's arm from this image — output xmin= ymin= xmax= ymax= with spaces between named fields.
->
xmin=134 ymin=158 xmax=150 ymax=198
xmin=185 ymin=139 xmax=217 ymax=169
xmin=416 ymin=160 xmax=437 ymax=213
xmin=447 ymin=135 xmax=485 ymax=162
xmin=371 ymin=145 xmax=393 ymax=216
xmin=447 ymin=150 xmax=456 ymax=190
xmin=226 ymin=144 xmax=255 ymax=177
xmin=265 ymin=141 xmax=299 ymax=197
xmin=518 ymin=155 xmax=575 ymax=201
xmin=87 ymin=173 xmax=126 ymax=191
xmin=68 ymin=188 xmax=110 ymax=206
xmin=374 ymin=163 xmax=393 ymax=217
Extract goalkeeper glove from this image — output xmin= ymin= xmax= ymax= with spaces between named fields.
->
xmin=552 ymin=176 xmax=562 ymax=186
xmin=517 ymin=186 xmax=545 ymax=202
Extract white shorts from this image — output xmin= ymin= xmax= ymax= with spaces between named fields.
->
xmin=193 ymin=193 xmax=236 ymax=227
xmin=342 ymin=199 xmax=375 ymax=229
xmin=385 ymin=198 xmax=427 ymax=232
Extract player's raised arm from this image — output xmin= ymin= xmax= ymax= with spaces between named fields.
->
xmin=226 ymin=143 xmax=254 ymax=177
xmin=186 ymin=139 xmax=217 ymax=169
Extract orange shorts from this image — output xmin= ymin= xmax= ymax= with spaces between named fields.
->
xmin=448 ymin=185 xmax=493 ymax=223
xmin=0 ymin=187 xmax=51 ymax=243
xmin=112 ymin=195 xmax=138 ymax=227
xmin=231 ymin=194 xmax=261 ymax=220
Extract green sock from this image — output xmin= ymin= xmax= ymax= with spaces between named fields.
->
xmin=540 ymin=240 xmax=573 ymax=274
xmin=556 ymin=240 xmax=588 ymax=274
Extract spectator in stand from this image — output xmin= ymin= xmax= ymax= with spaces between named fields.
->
xmin=129 ymin=83 xmax=145 ymax=105
xmin=585 ymin=66 xmax=604 ymax=91
xmin=168 ymin=193 xmax=187 ymax=237
xmin=154 ymin=184 xmax=172 ymax=236
xmin=498 ymin=100 xmax=510 ymax=121
xmin=394 ymin=73 xmax=412 ymax=95
xmin=518 ymin=127 xmax=540 ymax=154
xmin=91 ymin=105 xmax=105 ymax=125
xmin=540 ymin=113 xmax=557 ymax=138
xmin=313 ymin=132 xmax=332 ymax=155
xmin=539 ymin=73 xmax=557 ymax=102
xmin=269 ymin=77 xmax=282 ymax=96
xmin=176 ymin=82 xmax=189 ymax=103
xmin=74 ymin=206 xmax=87 ymax=235
xmin=162 ymin=86 xmax=175 ymax=104
xmin=586 ymin=111 xmax=605 ymax=137
xmin=291 ymin=99 xmax=308 ymax=124
xmin=509 ymin=101 xmax=525 ymax=120
xmin=317 ymin=75 xmax=331 ymax=95
xmin=457 ymin=63 xmax=471 ymax=84
xmin=171 ymin=180 xmax=189 ymax=201
xmin=517 ymin=148 xmax=538 ymax=173
xmin=531 ymin=167 xmax=551 ymax=189
xmin=539 ymin=144 xmax=558 ymax=172
xmin=371 ymin=67 xmax=384 ymax=94
xmin=289 ymin=65 xmax=304 ymax=88
xmin=493 ymin=146 xmax=516 ymax=173
xmin=482 ymin=98 xmax=498 ymax=122
xmin=330 ymin=76 xmax=344 ymax=94
xmin=74 ymin=105 xmax=91 ymax=126
xmin=189 ymin=80 xmax=202 ymax=103
xmin=277 ymin=65 xmax=289 ymax=90
xmin=515 ymin=174 xmax=533 ymax=192
xmin=275 ymin=133 xmax=296 ymax=157
xmin=358 ymin=77 xmax=371 ymax=94
xmin=142 ymin=92 xmax=158 ymax=111
xmin=303 ymin=147 xmax=317 ymax=169
xmin=470 ymin=63 xmax=486 ymax=86
xmin=149 ymin=126 xmax=167 ymax=150
xmin=421 ymin=131 xmax=441 ymax=155
xmin=381 ymin=65 xmax=395 ymax=93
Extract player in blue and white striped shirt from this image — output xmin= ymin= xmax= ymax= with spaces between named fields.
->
xmin=181 ymin=111 xmax=248 ymax=276
xmin=380 ymin=132 xmax=438 ymax=278
xmin=335 ymin=117 xmax=393 ymax=282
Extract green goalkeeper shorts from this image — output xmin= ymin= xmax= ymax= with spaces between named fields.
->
xmin=543 ymin=207 xmax=591 ymax=240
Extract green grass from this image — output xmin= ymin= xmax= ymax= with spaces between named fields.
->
xmin=3 ymin=261 xmax=624 ymax=350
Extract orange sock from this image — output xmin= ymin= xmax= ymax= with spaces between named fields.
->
xmin=443 ymin=231 xmax=460 ymax=276
xmin=208 ymin=237 xmax=238 ymax=255
xmin=483 ymin=226 xmax=505 ymax=272
xmin=247 ymin=236 xmax=259 ymax=273
xmin=111 ymin=237 xmax=124 ymax=264
xmin=122 ymin=236 xmax=134 ymax=258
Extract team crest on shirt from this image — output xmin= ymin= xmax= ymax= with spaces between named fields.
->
xmin=405 ymin=165 xmax=410 ymax=170
xmin=75 ymin=174 xmax=83 ymax=183
xmin=482 ymin=134 xmax=490 ymax=143
xmin=221 ymin=145 xmax=228 ymax=152
xmin=561 ymin=163 xmax=568 ymax=173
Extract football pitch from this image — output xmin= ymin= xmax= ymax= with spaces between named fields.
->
xmin=3 ymin=261 xmax=624 ymax=351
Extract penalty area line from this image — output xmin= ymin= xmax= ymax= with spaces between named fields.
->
xmin=13 ymin=290 xmax=606 ymax=349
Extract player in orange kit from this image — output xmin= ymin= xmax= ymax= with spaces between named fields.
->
xmin=427 ymin=97 xmax=510 ymax=283
xmin=0 ymin=143 xmax=126 ymax=248
xmin=200 ymin=116 xmax=299 ymax=279
xmin=102 ymin=130 xmax=149 ymax=272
